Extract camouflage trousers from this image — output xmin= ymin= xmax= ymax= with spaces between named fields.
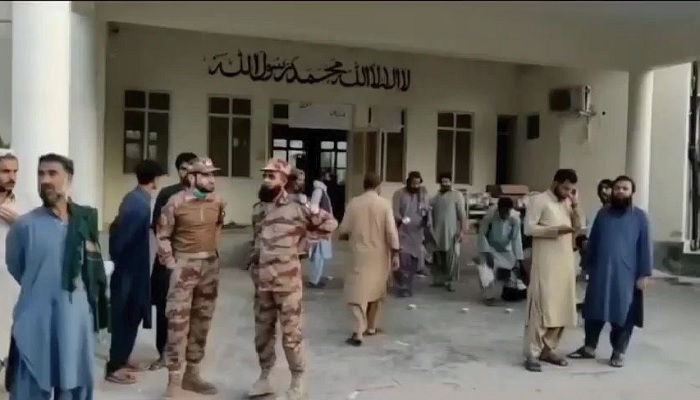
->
xmin=254 ymin=289 xmax=305 ymax=373
xmin=165 ymin=257 xmax=220 ymax=372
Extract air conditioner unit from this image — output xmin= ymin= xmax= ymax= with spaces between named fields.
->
xmin=548 ymin=85 xmax=591 ymax=113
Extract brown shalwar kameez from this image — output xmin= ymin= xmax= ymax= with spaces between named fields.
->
xmin=339 ymin=191 xmax=399 ymax=340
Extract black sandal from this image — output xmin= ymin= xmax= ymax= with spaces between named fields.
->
xmin=345 ymin=333 xmax=362 ymax=347
xmin=539 ymin=352 xmax=569 ymax=366
xmin=567 ymin=346 xmax=596 ymax=359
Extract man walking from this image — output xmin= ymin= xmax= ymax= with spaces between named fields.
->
xmin=308 ymin=171 xmax=334 ymax=289
xmin=478 ymin=197 xmax=524 ymax=306
xmin=522 ymin=169 xmax=583 ymax=372
xmin=568 ymin=175 xmax=651 ymax=367
xmin=428 ymin=173 xmax=467 ymax=292
xmin=0 ymin=153 xmax=21 ymax=381
xmin=248 ymin=158 xmax=337 ymax=400
xmin=105 ymin=160 xmax=165 ymax=384
xmin=149 ymin=152 xmax=197 ymax=370
xmin=339 ymin=173 xmax=399 ymax=346
xmin=6 ymin=153 xmax=109 ymax=399
xmin=157 ymin=158 xmax=226 ymax=397
xmin=391 ymin=171 xmax=429 ymax=297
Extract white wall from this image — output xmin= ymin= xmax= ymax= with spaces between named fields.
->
xmin=103 ymin=24 xmax=519 ymax=225
xmin=513 ymin=66 xmax=629 ymax=217
xmin=649 ymin=63 xmax=691 ymax=243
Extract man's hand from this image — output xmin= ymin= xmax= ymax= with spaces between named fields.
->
xmin=636 ymin=277 xmax=649 ymax=291
xmin=568 ymin=189 xmax=579 ymax=207
xmin=556 ymin=225 xmax=576 ymax=235
xmin=309 ymin=204 xmax=320 ymax=215
xmin=0 ymin=205 xmax=19 ymax=224
xmin=391 ymin=254 xmax=400 ymax=271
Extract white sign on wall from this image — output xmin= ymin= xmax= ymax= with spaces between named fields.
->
xmin=288 ymin=102 xmax=353 ymax=131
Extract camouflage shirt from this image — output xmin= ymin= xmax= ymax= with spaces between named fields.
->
xmin=250 ymin=191 xmax=338 ymax=292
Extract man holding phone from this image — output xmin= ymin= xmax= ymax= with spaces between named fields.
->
xmin=522 ymin=169 xmax=584 ymax=372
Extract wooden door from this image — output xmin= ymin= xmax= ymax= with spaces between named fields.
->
xmin=348 ymin=129 xmax=379 ymax=198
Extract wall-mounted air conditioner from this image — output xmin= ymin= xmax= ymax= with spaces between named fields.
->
xmin=548 ymin=85 xmax=591 ymax=113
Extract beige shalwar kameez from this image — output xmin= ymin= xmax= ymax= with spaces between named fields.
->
xmin=0 ymin=194 xmax=22 ymax=363
xmin=338 ymin=191 xmax=400 ymax=340
xmin=523 ymin=190 xmax=583 ymax=359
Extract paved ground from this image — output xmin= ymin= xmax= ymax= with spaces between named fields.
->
xmin=87 ymin=235 xmax=700 ymax=400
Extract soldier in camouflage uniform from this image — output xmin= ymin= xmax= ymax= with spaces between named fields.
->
xmin=156 ymin=158 xmax=226 ymax=398
xmin=248 ymin=158 xmax=338 ymax=400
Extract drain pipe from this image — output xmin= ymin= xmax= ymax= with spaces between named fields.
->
xmin=688 ymin=61 xmax=699 ymax=250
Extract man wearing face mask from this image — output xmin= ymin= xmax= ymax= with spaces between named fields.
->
xmin=522 ymin=168 xmax=584 ymax=372
xmin=428 ymin=173 xmax=467 ymax=292
xmin=157 ymin=158 xmax=226 ymax=397
xmin=391 ymin=171 xmax=430 ymax=297
xmin=149 ymin=152 xmax=198 ymax=370
xmin=248 ymin=158 xmax=337 ymax=400
xmin=106 ymin=160 xmax=165 ymax=384
xmin=568 ymin=175 xmax=651 ymax=368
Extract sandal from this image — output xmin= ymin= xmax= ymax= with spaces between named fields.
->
xmin=609 ymin=352 xmax=625 ymax=368
xmin=567 ymin=346 xmax=596 ymax=359
xmin=149 ymin=358 xmax=166 ymax=371
xmin=105 ymin=368 xmax=137 ymax=385
xmin=539 ymin=352 xmax=569 ymax=367
xmin=364 ymin=328 xmax=383 ymax=336
xmin=125 ymin=361 xmax=147 ymax=372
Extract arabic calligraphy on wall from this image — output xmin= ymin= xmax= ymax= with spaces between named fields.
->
xmin=204 ymin=50 xmax=412 ymax=92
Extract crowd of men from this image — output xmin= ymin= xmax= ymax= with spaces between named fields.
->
xmin=0 ymin=147 xmax=653 ymax=399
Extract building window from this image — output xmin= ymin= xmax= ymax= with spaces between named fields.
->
xmin=123 ymin=90 xmax=170 ymax=174
xmin=526 ymin=113 xmax=540 ymax=140
xmin=436 ymin=111 xmax=474 ymax=184
xmin=207 ymin=96 xmax=252 ymax=177
xmin=368 ymin=108 xmax=406 ymax=183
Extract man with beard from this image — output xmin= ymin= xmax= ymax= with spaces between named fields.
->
xmin=391 ymin=171 xmax=429 ymax=297
xmin=157 ymin=158 xmax=226 ymax=397
xmin=0 ymin=153 xmax=21 ymax=381
xmin=576 ymin=178 xmax=613 ymax=311
xmin=522 ymin=168 xmax=584 ymax=372
xmin=567 ymin=175 xmax=651 ymax=368
xmin=6 ymin=153 xmax=109 ymax=399
xmin=105 ymin=160 xmax=165 ymax=384
xmin=428 ymin=173 xmax=467 ymax=292
xmin=149 ymin=152 xmax=197 ymax=370
xmin=248 ymin=158 xmax=337 ymax=400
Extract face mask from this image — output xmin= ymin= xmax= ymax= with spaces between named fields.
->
xmin=193 ymin=188 xmax=208 ymax=199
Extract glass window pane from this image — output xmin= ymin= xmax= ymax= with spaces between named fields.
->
xmin=336 ymin=168 xmax=346 ymax=184
xmin=124 ymin=90 xmax=146 ymax=108
xmin=456 ymin=113 xmax=472 ymax=129
xmin=273 ymin=139 xmax=287 ymax=148
xmin=437 ymin=112 xmax=454 ymax=128
xmin=436 ymin=130 xmax=454 ymax=182
xmin=320 ymin=141 xmax=334 ymax=150
xmin=289 ymin=150 xmax=305 ymax=167
xmin=384 ymin=132 xmax=404 ymax=182
xmin=337 ymin=141 xmax=347 ymax=150
xmin=272 ymin=103 xmax=289 ymax=119
xmin=273 ymin=150 xmax=287 ymax=161
xmin=336 ymin=151 xmax=347 ymax=169
xmin=209 ymin=97 xmax=229 ymax=114
xmin=147 ymin=112 xmax=170 ymax=169
xmin=320 ymin=151 xmax=334 ymax=169
xmin=123 ymin=142 xmax=143 ymax=174
xmin=208 ymin=117 xmax=230 ymax=176
xmin=232 ymin=98 xmax=251 ymax=115
xmin=454 ymin=131 xmax=472 ymax=184
xmin=231 ymin=117 xmax=251 ymax=177
xmin=290 ymin=140 xmax=303 ymax=149
xmin=148 ymin=92 xmax=170 ymax=111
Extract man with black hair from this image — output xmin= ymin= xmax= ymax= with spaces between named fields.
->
xmin=106 ymin=159 xmax=165 ymax=384
xmin=568 ymin=175 xmax=651 ymax=368
xmin=391 ymin=171 xmax=429 ymax=297
xmin=149 ymin=152 xmax=198 ymax=370
xmin=6 ymin=153 xmax=109 ymax=399
xmin=522 ymin=168 xmax=584 ymax=372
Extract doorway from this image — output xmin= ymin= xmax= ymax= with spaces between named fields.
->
xmin=270 ymin=123 xmax=348 ymax=221
xmin=496 ymin=115 xmax=518 ymax=184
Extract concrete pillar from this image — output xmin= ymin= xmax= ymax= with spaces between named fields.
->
xmin=626 ymin=69 xmax=654 ymax=211
xmin=11 ymin=2 xmax=71 ymax=208
xmin=69 ymin=8 xmax=100 ymax=209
